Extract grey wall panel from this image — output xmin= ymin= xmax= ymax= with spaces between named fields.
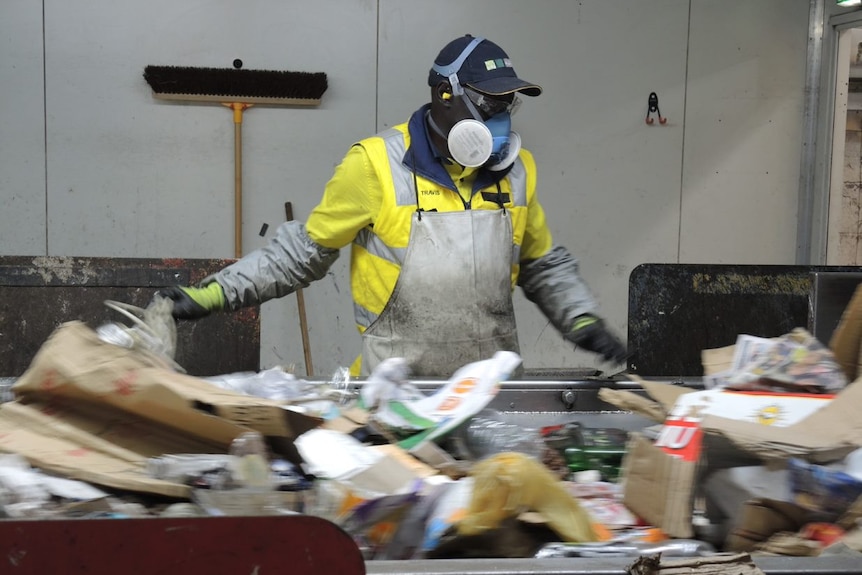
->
xmin=379 ymin=1 xmax=689 ymax=371
xmin=680 ymin=0 xmax=810 ymax=264
xmin=0 ymin=1 xmax=46 ymax=256
xmin=2 ymin=1 xmax=813 ymax=375
xmin=42 ymin=0 xmax=375 ymax=375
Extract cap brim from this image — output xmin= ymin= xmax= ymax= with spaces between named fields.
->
xmin=465 ymin=77 xmax=543 ymax=97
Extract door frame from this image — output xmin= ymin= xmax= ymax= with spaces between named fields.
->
xmin=804 ymin=1 xmax=862 ymax=264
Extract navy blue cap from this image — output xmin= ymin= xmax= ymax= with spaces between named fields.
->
xmin=428 ymin=35 xmax=542 ymax=97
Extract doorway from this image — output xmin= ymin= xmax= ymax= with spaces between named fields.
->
xmin=828 ymin=27 xmax=862 ymax=264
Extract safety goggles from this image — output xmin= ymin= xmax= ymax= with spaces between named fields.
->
xmin=464 ymin=86 xmax=521 ymax=118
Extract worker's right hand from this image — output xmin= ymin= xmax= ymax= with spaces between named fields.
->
xmin=157 ymin=283 xmax=225 ymax=320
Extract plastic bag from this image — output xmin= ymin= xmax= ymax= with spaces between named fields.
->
xmin=456 ymin=452 xmax=599 ymax=543
xmin=96 ymin=297 xmax=182 ymax=372
xmin=204 ymin=366 xmax=356 ymax=419
xmin=205 ymin=367 xmax=311 ymax=401
xmin=420 ymin=478 xmax=473 ymax=552
xmin=454 ymin=409 xmax=544 ymax=460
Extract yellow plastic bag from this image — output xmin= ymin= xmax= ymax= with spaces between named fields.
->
xmin=456 ymin=452 xmax=599 ymax=543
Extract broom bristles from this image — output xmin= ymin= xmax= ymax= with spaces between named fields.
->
xmin=143 ymin=65 xmax=328 ymax=103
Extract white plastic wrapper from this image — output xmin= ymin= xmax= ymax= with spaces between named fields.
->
xmin=205 ymin=368 xmax=309 ymax=401
xmin=204 ymin=367 xmax=356 ymax=419
xmin=97 ymin=297 xmax=182 ymax=372
xmin=359 ymin=357 xmax=422 ymax=411
xmin=373 ymin=351 xmax=522 ymax=451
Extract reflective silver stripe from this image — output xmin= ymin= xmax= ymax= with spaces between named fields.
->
xmin=508 ymin=158 xmax=527 ymax=207
xmin=354 ymin=301 xmax=378 ymax=329
xmin=355 ymin=228 xmax=407 ymax=264
xmin=507 ymin=161 xmax=526 ymax=265
xmin=503 ymin=161 xmax=525 ymax=266
xmin=383 ymin=126 xmax=529 ymax=208
xmin=380 ymin=130 xmax=417 ymax=207
xmin=354 ymin=129 xmax=411 ymax=265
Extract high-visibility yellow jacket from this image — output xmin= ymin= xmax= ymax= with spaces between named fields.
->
xmin=213 ymin=105 xmax=599 ymax=371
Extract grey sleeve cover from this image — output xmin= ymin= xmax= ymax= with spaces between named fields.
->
xmin=207 ymin=220 xmax=340 ymax=310
xmin=517 ymin=244 xmax=599 ymax=336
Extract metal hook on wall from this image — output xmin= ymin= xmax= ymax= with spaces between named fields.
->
xmin=645 ymin=92 xmax=667 ymax=125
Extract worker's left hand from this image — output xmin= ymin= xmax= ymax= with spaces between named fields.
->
xmin=566 ymin=314 xmax=628 ymax=364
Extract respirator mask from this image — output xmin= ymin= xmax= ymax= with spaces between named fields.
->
xmin=431 ymin=38 xmax=522 ymax=171
xmin=446 ymin=87 xmax=522 ymax=171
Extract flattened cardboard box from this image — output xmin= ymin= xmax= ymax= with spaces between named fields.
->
xmin=830 ymin=283 xmax=862 ymax=381
xmin=616 ymin=372 xmax=862 ymax=538
xmin=13 ymin=322 xmax=321 ymax=441
xmin=0 ymin=321 xmax=321 ymax=498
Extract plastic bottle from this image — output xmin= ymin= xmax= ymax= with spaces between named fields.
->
xmin=543 ymin=422 xmax=629 ymax=481
xmin=563 ymin=445 xmax=627 ymax=480
xmin=145 ymin=453 xmax=237 ymax=486
xmin=460 ymin=410 xmax=544 ymax=460
xmin=229 ymin=431 xmax=273 ymax=489
xmin=0 ymin=377 xmax=16 ymax=403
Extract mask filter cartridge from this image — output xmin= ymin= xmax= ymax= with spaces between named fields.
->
xmin=447 ymin=119 xmax=494 ymax=168
xmin=487 ymin=131 xmax=521 ymax=172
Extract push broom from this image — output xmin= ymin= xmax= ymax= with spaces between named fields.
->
xmin=143 ymin=63 xmax=328 ymax=257
xmin=144 ymin=63 xmax=326 ymax=376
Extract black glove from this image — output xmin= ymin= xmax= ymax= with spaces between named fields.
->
xmin=566 ymin=314 xmax=628 ymax=364
xmin=156 ymin=284 xmax=225 ymax=320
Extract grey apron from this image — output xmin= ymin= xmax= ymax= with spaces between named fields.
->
xmin=361 ymin=208 xmax=520 ymax=377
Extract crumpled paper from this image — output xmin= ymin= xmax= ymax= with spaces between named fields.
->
xmin=726 ymin=328 xmax=847 ymax=393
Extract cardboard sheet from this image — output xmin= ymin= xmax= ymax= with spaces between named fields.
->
xmin=0 ymin=402 xmax=202 ymax=498
xmin=597 ymin=387 xmax=667 ymax=423
xmin=0 ymin=321 xmax=322 ymax=498
xmin=701 ymin=344 xmax=737 ymax=376
xmin=621 ymin=433 xmax=697 ymax=538
xmin=830 ymin=283 xmax=862 ymax=381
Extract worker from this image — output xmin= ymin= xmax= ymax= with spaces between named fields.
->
xmin=159 ymin=34 xmax=627 ymax=378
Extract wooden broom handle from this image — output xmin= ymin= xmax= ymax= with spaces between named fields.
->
xmin=285 ymin=202 xmax=314 ymax=376
xmin=234 ymin=119 xmax=242 ymax=258
xmin=227 ymin=103 xmax=252 ymax=258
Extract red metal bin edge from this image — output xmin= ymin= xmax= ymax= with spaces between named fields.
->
xmin=364 ymin=555 xmax=862 ymax=575
xmin=0 ymin=515 xmax=366 ymax=575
